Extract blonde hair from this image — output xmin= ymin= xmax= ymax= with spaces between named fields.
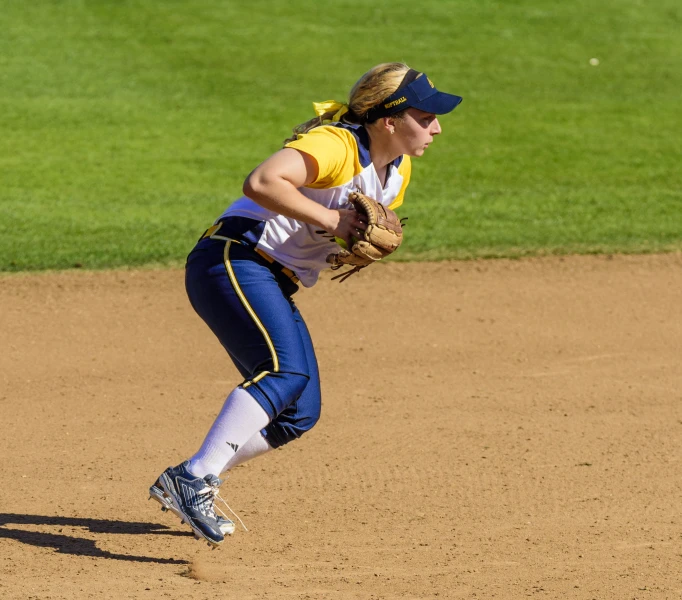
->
xmin=284 ymin=62 xmax=410 ymax=144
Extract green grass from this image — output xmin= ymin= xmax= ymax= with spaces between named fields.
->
xmin=1 ymin=0 xmax=681 ymax=271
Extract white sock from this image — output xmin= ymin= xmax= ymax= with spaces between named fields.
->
xmin=189 ymin=387 xmax=270 ymax=478
xmin=221 ymin=431 xmax=273 ymax=473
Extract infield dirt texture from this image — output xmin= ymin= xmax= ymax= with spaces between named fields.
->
xmin=1 ymin=255 xmax=681 ymax=599
xmin=2 ymin=2 xmax=681 ymax=596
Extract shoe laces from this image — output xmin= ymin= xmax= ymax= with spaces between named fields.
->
xmin=199 ymin=476 xmax=248 ymax=532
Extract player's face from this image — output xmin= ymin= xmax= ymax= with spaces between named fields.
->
xmin=394 ymin=108 xmax=442 ymax=157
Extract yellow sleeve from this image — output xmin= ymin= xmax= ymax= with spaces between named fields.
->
xmin=388 ymin=155 xmax=411 ymax=210
xmin=285 ymin=126 xmax=361 ymax=189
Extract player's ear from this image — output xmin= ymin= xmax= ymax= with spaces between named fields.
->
xmin=382 ymin=116 xmax=396 ymax=135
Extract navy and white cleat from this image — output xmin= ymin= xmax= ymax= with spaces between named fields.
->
xmin=149 ymin=481 xmax=236 ymax=536
xmin=149 ymin=461 xmax=230 ymax=546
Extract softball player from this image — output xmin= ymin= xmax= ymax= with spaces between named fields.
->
xmin=149 ymin=62 xmax=462 ymax=546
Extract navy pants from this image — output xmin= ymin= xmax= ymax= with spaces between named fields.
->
xmin=185 ymin=236 xmax=321 ymax=449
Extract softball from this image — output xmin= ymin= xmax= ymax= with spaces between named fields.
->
xmin=589 ymin=58 xmax=599 ymax=66
xmin=335 ymin=236 xmax=358 ymax=249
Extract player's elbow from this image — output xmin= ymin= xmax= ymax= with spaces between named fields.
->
xmin=243 ymin=148 xmax=314 ymax=200
xmin=243 ymin=168 xmax=277 ymax=200
xmin=242 ymin=170 xmax=262 ymax=199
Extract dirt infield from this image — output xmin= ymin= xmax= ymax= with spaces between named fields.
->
xmin=1 ymin=254 xmax=681 ymax=599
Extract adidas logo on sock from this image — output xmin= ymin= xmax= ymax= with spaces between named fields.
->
xmin=226 ymin=441 xmax=239 ymax=452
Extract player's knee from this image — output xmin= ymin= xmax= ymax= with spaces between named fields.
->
xmin=274 ymin=371 xmax=310 ymax=410
xmin=264 ymin=410 xmax=321 ymax=448
xmin=250 ymin=370 xmax=310 ymax=416
xmin=294 ymin=401 xmax=321 ymax=434
xmin=261 ymin=376 xmax=321 ymax=448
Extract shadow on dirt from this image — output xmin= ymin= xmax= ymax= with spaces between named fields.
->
xmin=0 ymin=513 xmax=189 ymax=564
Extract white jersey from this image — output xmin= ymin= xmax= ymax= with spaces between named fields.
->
xmin=219 ymin=123 xmax=411 ymax=287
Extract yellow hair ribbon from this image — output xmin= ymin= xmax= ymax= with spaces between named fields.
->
xmin=312 ymin=100 xmax=349 ymax=123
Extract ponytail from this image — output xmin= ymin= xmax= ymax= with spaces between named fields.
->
xmin=283 ymin=62 xmax=410 ymax=145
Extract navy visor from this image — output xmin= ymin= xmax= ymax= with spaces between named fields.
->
xmin=365 ymin=71 xmax=463 ymax=123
